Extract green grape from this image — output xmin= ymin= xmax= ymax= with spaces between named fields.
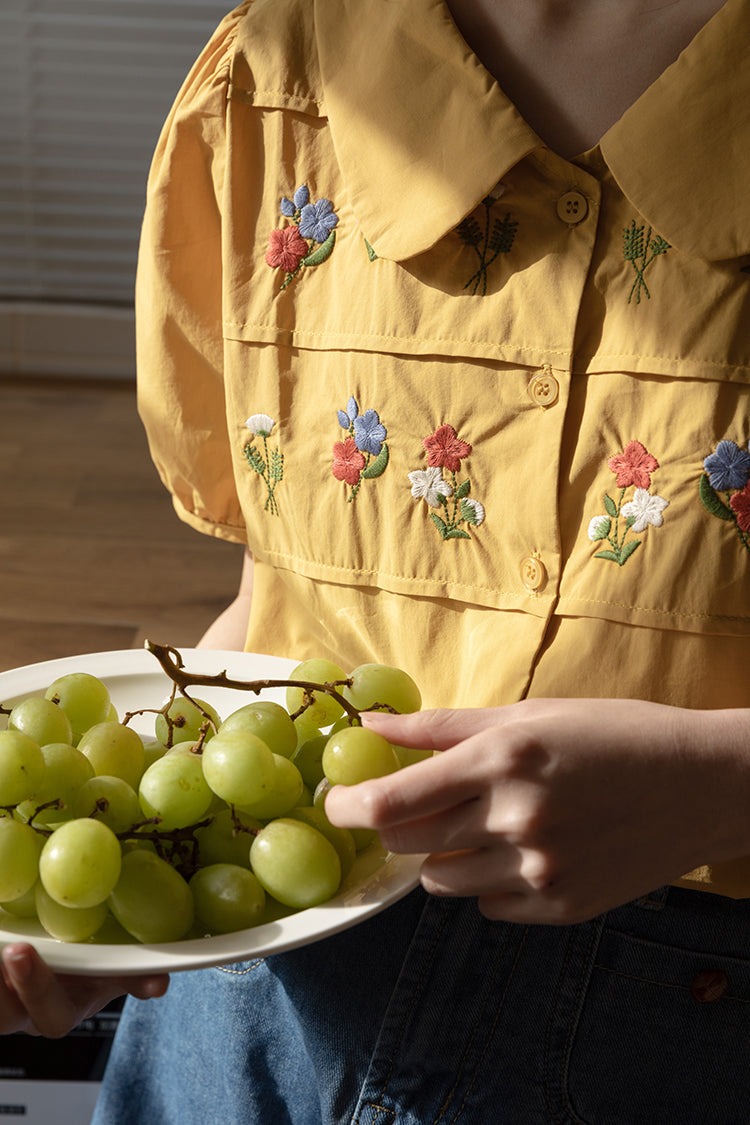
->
xmin=250 ymin=818 xmax=341 ymax=909
xmin=201 ymin=729 xmax=276 ymax=807
xmin=237 ymin=754 xmax=304 ymax=820
xmin=16 ymin=742 xmax=95 ymax=826
xmin=142 ymin=739 xmax=168 ymax=770
xmin=314 ymin=778 xmax=376 ymax=852
xmin=287 ymin=805 xmax=357 ymax=879
xmin=0 ymin=729 xmax=45 ymax=806
xmin=343 ymin=663 xmax=422 ymax=714
xmin=39 ymin=818 xmax=122 ymax=909
xmin=35 ymin=882 xmax=108 ymax=942
xmin=286 ymin=659 xmax=347 ymax=727
xmin=220 ymin=701 xmax=297 ymax=759
xmin=108 ymin=849 xmax=194 ymax=943
xmin=44 ymin=672 xmax=111 ymax=740
xmin=73 ymin=775 xmax=142 ymax=833
xmin=154 ymin=696 xmax=221 ymax=747
xmin=293 ymin=712 xmax=323 ymax=749
xmin=393 ymin=745 xmax=434 ymax=768
xmin=8 ymin=696 xmax=73 ymax=747
xmin=194 ymin=807 xmax=261 ymax=868
xmin=0 ymin=881 xmax=39 ymax=918
xmin=105 ymin=702 xmax=119 ymax=722
xmin=322 ymin=726 xmax=401 ymax=786
xmin=297 ymin=783 xmax=314 ymax=807
xmin=291 ymin=733 xmax=328 ymax=790
xmin=77 ymin=721 xmax=145 ymax=789
xmin=138 ymin=749 xmax=212 ymax=831
xmin=190 ymin=863 xmax=266 ymax=934
xmin=0 ymin=817 xmax=42 ymax=900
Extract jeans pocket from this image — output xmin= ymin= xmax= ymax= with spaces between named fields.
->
xmin=545 ymin=919 xmax=750 ymax=1125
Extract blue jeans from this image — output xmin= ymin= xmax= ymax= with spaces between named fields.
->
xmin=92 ymin=885 xmax=750 ymax=1124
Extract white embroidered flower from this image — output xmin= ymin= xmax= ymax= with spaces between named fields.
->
xmin=408 ymin=467 xmax=453 ymax=507
xmin=587 ymin=514 xmax=611 ymax=541
xmin=461 ymin=498 xmax=485 ymax=526
xmin=621 ymin=488 xmax=669 ymax=533
xmin=245 ymin=413 xmax=275 ymax=437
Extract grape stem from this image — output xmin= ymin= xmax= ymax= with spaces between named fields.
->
xmin=142 ymin=640 xmax=363 ymax=724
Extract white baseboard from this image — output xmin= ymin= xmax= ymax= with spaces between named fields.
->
xmin=0 ymin=302 xmax=135 ymax=379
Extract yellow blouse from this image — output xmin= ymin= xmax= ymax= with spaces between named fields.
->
xmin=136 ymin=0 xmax=750 ymax=897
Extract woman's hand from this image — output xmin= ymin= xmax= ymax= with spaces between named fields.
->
xmin=0 ymin=943 xmax=168 ymax=1038
xmin=325 ymin=699 xmax=750 ymax=925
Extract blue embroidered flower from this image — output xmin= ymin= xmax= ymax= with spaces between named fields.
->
xmin=353 ymin=409 xmax=386 ymax=456
xmin=299 ymin=198 xmax=339 ymax=243
xmin=703 ymin=440 xmax=750 ymax=492
xmin=280 ymin=185 xmax=310 ymax=216
xmin=337 ymin=397 xmax=358 ymax=429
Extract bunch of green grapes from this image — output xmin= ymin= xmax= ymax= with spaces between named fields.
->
xmin=0 ymin=655 xmax=423 ymax=945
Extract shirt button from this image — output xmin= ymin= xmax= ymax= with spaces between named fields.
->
xmin=520 ymin=556 xmax=547 ymax=593
xmin=556 ymin=190 xmax=588 ymax=225
xmin=528 ymin=369 xmax=559 ymax=408
xmin=690 ymin=970 xmax=728 ymax=1004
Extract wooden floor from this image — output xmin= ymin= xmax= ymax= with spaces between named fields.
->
xmin=0 ymin=376 xmax=244 ymax=674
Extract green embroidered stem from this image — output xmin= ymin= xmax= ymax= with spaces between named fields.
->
xmin=624 ymin=221 xmax=670 ymax=304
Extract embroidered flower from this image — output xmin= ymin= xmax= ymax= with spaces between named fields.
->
xmin=461 ymin=498 xmax=485 ymax=526
xmin=700 ymin=438 xmax=750 ymax=555
xmin=280 ymin=185 xmax=310 ymax=216
xmin=620 ymin=488 xmax=669 ymax=534
xmin=408 ymin=467 xmax=453 ymax=508
xmin=333 ymin=397 xmax=389 ymax=501
xmin=587 ymin=515 xmax=611 ymax=542
xmin=245 ymin=413 xmax=275 ymax=438
xmin=730 ymin=484 xmax=750 ymax=533
xmin=243 ymin=412 xmax=283 ymax=514
xmin=424 ymin=425 xmax=472 ymax=473
xmin=410 ymin=423 xmax=484 ymax=541
xmin=703 ymin=440 xmax=750 ymax=492
xmin=265 ymin=226 xmax=309 ymax=273
xmin=299 ymin=198 xmax=339 ymax=243
xmin=337 ymin=396 xmax=359 ymax=429
xmin=590 ymin=441 xmax=667 ymax=566
xmin=267 ymin=184 xmax=339 ymax=292
xmin=607 ymin=441 xmax=659 ymax=490
xmin=353 ymin=410 xmax=386 ymax=456
xmin=332 ymin=437 xmax=366 ymax=487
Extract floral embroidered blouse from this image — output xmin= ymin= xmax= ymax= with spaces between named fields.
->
xmin=136 ymin=0 xmax=750 ymax=898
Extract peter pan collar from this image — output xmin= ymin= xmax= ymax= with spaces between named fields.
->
xmin=315 ymin=0 xmax=750 ymax=262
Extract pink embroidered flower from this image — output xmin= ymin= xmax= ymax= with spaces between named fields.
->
xmin=332 ymin=438 xmax=366 ymax=486
xmin=607 ymin=441 xmax=659 ymax=490
xmin=730 ymin=483 xmax=750 ymax=532
xmin=423 ymin=425 xmax=472 ymax=472
xmin=266 ymin=226 xmax=309 ymax=272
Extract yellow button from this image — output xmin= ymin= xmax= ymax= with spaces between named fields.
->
xmin=556 ymin=190 xmax=588 ymax=225
xmin=528 ymin=370 xmax=559 ymax=408
xmin=520 ymin=556 xmax=547 ymax=593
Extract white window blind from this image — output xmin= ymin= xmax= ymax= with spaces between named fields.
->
xmin=0 ymin=0 xmax=232 ymax=306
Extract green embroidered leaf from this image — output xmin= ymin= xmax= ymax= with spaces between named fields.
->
xmin=437 ymin=493 xmax=449 ymax=508
xmin=593 ymin=550 xmax=621 ymax=563
xmin=444 ymin=527 xmax=472 ymax=539
xmin=603 ymin=493 xmax=619 ymax=518
xmin=590 ymin=517 xmax=611 ymax=541
xmin=364 ymin=239 xmax=378 ymax=261
xmin=454 ymin=478 xmax=471 ymax=499
xmin=430 ymin=513 xmax=448 ymax=537
xmin=623 ymin=220 xmax=644 ymax=263
xmin=243 ymin=445 xmax=266 ymax=474
xmin=361 ymin=443 xmax=389 ymax=478
xmin=699 ymin=472 xmax=733 ymax=520
xmin=269 ymin=449 xmax=284 ymax=482
xmin=301 ymin=230 xmax=336 ymax=267
xmin=624 ymin=515 xmax=636 ymax=529
xmin=460 ymin=499 xmax=478 ymax=524
xmin=618 ymin=539 xmax=641 ymax=565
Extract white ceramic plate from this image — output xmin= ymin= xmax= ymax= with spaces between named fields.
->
xmin=0 ymin=648 xmax=422 ymax=975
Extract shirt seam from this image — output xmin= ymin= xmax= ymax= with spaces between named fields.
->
xmin=222 ymin=321 xmax=573 ymax=358
xmin=560 ymin=593 xmax=750 ymax=623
